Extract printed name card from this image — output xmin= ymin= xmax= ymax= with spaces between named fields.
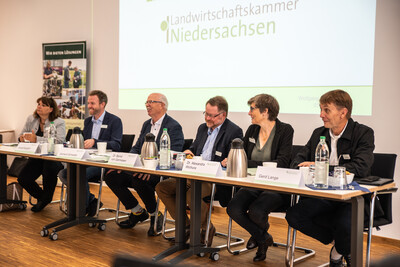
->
xmin=57 ymin=148 xmax=90 ymax=160
xmin=255 ymin=167 xmax=303 ymax=187
xmin=108 ymin=153 xmax=142 ymax=167
xmin=182 ymin=159 xmax=223 ymax=177
xmin=15 ymin=143 xmax=40 ymax=154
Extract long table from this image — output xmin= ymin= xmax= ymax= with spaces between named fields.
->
xmin=0 ymin=147 xmax=396 ymax=267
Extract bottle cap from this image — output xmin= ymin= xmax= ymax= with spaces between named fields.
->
xmin=320 ymin=136 xmax=326 ymax=140
xmin=163 ymin=128 xmax=167 ymax=131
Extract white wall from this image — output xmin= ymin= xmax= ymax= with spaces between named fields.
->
xmin=0 ymin=0 xmax=399 ymax=240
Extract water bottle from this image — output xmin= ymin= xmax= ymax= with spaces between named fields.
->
xmin=314 ymin=136 xmax=329 ymax=188
xmin=159 ymin=128 xmax=171 ymax=169
xmin=47 ymin=121 xmax=57 ymax=154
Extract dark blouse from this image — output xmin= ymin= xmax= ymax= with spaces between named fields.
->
xmin=243 ymin=119 xmax=294 ymax=168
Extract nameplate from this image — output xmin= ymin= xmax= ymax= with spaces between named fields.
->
xmin=57 ymin=148 xmax=90 ymax=160
xmin=182 ymin=159 xmax=223 ymax=177
xmin=255 ymin=167 xmax=303 ymax=187
xmin=108 ymin=153 xmax=142 ymax=167
xmin=15 ymin=143 xmax=39 ymax=154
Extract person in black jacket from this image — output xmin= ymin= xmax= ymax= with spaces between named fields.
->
xmin=226 ymin=94 xmax=294 ymax=262
xmin=156 ymin=96 xmax=243 ymax=247
xmin=286 ymin=89 xmax=375 ymax=267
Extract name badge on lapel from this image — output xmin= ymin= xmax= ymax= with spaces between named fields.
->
xmin=342 ymin=154 xmax=351 ymax=160
xmin=101 ymin=124 xmax=108 ymax=129
xmin=215 ymin=151 xmax=222 ymax=157
xmin=249 ymin=137 xmax=256 ymax=144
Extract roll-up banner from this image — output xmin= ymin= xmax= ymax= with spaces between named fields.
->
xmin=42 ymin=41 xmax=87 ymax=130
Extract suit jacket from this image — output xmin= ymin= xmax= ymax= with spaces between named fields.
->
xmin=243 ymin=119 xmax=294 ymax=168
xmin=130 ymin=114 xmax=184 ymax=154
xmin=189 ymin=119 xmax=243 ymax=207
xmin=291 ymin=118 xmax=375 ymax=178
xmin=83 ymin=111 xmax=123 ymax=152
xmin=20 ymin=115 xmax=66 ymax=144
xmin=189 ymin=118 xmax=243 ymax=162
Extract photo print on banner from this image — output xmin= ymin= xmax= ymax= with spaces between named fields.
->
xmin=42 ymin=41 xmax=87 ymax=129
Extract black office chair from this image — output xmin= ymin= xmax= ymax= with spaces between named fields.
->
xmin=274 ymin=145 xmax=316 ymax=265
xmin=291 ymin=145 xmax=305 ymax=163
xmin=95 ymin=134 xmax=136 ymax=219
xmin=364 ymin=153 xmax=397 ymax=266
xmin=65 ymin=128 xmax=73 ymax=142
xmin=120 ymin=134 xmax=135 ymax=153
xmin=318 ymin=152 xmax=397 ymax=267
xmin=182 ymin=139 xmax=193 ymax=152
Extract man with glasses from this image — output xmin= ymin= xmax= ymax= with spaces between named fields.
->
xmin=105 ymin=93 xmax=184 ymax=236
xmin=156 ymin=96 xmax=243 ymax=247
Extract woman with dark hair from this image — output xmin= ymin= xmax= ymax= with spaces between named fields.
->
xmin=226 ymin=94 xmax=294 ymax=262
xmin=17 ymin=97 xmax=65 ymax=212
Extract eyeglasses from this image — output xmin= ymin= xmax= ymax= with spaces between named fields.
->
xmin=249 ymin=106 xmax=258 ymax=112
xmin=203 ymin=111 xmax=223 ymax=118
xmin=145 ymin=100 xmax=163 ymax=105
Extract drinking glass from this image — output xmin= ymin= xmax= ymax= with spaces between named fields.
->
xmin=175 ymin=153 xmax=186 ymax=170
xmin=333 ymin=166 xmax=348 ymax=189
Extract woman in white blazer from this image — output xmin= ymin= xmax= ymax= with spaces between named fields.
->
xmin=17 ymin=97 xmax=65 ymax=212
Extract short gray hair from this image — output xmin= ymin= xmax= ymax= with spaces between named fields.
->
xmin=158 ymin=93 xmax=169 ymax=110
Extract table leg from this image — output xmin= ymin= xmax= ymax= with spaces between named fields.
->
xmin=42 ymin=163 xmax=106 ymax=236
xmin=153 ymin=178 xmax=188 ymax=261
xmin=167 ymin=179 xmax=219 ymax=265
xmin=351 ymin=196 xmax=364 ymax=267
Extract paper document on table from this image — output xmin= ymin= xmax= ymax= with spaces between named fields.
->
xmin=15 ymin=143 xmax=40 ymax=154
xmin=255 ymin=167 xmax=303 ymax=187
xmin=57 ymin=148 xmax=90 ymax=160
xmin=108 ymin=153 xmax=142 ymax=167
xmin=182 ymin=159 xmax=223 ymax=177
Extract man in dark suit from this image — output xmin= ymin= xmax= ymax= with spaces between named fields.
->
xmin=105 ymin=93 xmax=184 ymax=236
xmin=59 ymin=90 xmax=123 ymax=216
xmin=156 ymin=96 xmax=243 ymax=246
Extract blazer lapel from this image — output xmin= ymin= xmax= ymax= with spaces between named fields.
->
xmin=210 ymin=120 xmax=228 ymax=160
xmin=98 ymin=112 xmax=108 ymax=140
xmin=247 ymin=127 xmax=259 ymax=155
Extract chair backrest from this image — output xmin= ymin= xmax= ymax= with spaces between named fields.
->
xmin=368 ymin=153 xmax=397 ymax=228
xmin=182 ymin=139 xmax=193 ymax=152
xmin=65 ymin=129 xmax=73 ymax=142
xmin=121 ymin=134 xmax=135 ymax=153
xmin=0 ymin=134 xmax=2 ymax=143
xmin=291 ymin=145 xmax=305 ymax=166
xmin=370 ymin=153 xmax=397 ymax=179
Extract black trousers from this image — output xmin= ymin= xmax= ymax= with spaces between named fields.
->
xmin=105 ymin=171 xmax=161 ymax=213
xmin=17 ymin=158 xmax=63 ymax=203
xmin=285 ymin=198 xmax=351 ymax=256
xmin=227 ymin=188 xmax=290 ymax=243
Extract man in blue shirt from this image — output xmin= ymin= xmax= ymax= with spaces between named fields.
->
xmin=156 ymin=96 xmax=243 ymax=246
xmin=60 ymin=90 xmax=123 ymax=216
